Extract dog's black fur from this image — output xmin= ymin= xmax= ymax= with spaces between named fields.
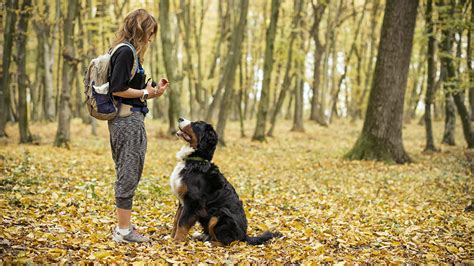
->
xmin=173 ymin=119 xmax=280 ymax=245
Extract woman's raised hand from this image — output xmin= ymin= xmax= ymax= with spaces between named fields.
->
xmin=155 ymin=78 xmax=169 ymax=97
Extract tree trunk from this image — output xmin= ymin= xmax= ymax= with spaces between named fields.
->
xmin=55 ymin=0 xmax=62 ymax=117
xmin=192 ymin=1 xmax=208 ymax=117
xmin=291 ymin=68 xmax=305 ymax=132
xmin=285 ymin=88 xmax=294 ymax=120
xmin=178 ymin=0 xmax=200 ymax=120
xmin=32 ymin=0 xmax=55 ymax=122
xmin=252 ymin=0 xmax=281 ymax=141
xmin=267 ymin=0 xmax=304 ymax=136
xmin=309 ymin=1 xmax=327 ymax=125
xmin=424 ymin=0 xmax=438 ymax=152
xmin=17 ymin=0 xmax=33 ymax=143
xmin=326 ymin=0 xmax=343 ymax=120
xmin=404 ymin=42 xmax=426 ymax=124
xmin=54 ymin=0 xmax=79 ymax=148
xmin=216 ymin=0 xmax=249 ymax=146
xmin=329 ymin=0 xmax=368 ymax=123
xmin=345 ymin=0 xmax=418 ymax=164
xmin=160 ymin=0 xmax=182 ymax=134
xmin=43 ymin=11 xmax=56 ymax=122
xmin=439 ymin=0 xmax=474 ymax=147
xmin=30 ymin=37 xmax=44 ymax=122
xmin=292 ymin=21 xmax=309 ymax=133
xmin=442 ymin=93 xmax=456 ymax=145
xmin=75 ymin=7 xmax=87 ymax=122
xmin=469 ymin=0 xmax=474 ymax=120
xmin=353 ymin=0 xmax=380 ymax=121
xmin=0 ymin=0 xmax=18 ymax=137
xmin=205 ymin=0 xmax=231 ymax=122
xmin=238 ymin=60 xmax=246 ymax=137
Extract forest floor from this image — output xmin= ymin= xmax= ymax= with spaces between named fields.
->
xmin=0 ymin=117 xmax=472 ymax=263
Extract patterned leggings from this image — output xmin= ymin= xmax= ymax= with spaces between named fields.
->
xmin=108 ymin=112 xmax=147 ymax=210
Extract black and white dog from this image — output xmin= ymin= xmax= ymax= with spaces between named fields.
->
xmin=170 ymin=118 xmax=280 ymax=245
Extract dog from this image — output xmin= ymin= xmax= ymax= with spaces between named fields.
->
xmin=170 ymin=118 xmax=280 ymax=245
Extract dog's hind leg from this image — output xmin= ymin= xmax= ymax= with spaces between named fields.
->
xmin=209 ymin=215 xmax=246 ymax=245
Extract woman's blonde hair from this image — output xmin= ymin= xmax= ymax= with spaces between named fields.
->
xmin=112 ymin=9 xmax=158 ymax=64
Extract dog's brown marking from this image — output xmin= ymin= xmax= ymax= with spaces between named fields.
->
xmin=208 ymin=216 xmax=219 ymax=241
xmin=181 ymin=125 xmax=198 ymax=148
xmin=172 ymin=204 xmax=183 ymax=238
xmin=176 ymin=183 xmax=188 ymax=201
xmin=174 ymin=224 xmax=192 ymax=242
xmin=211 ymin=241 xmax=223 ymax=247
xmin=174 ymin=213 xmax=199 ymax=242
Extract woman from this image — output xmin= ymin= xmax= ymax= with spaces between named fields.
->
xmin=108 ymin=9 xmax=168 ymax=243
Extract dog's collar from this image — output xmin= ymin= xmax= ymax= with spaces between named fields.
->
xmin=186 ymin=156 xmax=209 ymax=162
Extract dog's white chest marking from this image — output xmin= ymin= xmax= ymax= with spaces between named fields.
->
xmin=170 ymin=145 xmax=195 ymax=203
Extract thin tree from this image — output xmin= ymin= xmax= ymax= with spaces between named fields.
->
xmin=160 ymin=0 xmax=182 ymax=134
xmin=469 ymin=0 xmax=474 ymax=120
xmin=54 ymin=0 xmax=79 ymax=148
xmin=353 ymin=0 xmax=381 ymax=120
xmin=17 ymin=0 xmax=33 ymax=143
xmin=205 ymin=0 xmax=232 ymax=122
xmin=291 ymin=59 xmax=305 ymax=132
xmin=345 ymin=0 xmax=419 ymax=164
xmin=424 ymin=0 xmax=438 ymax=152
xmin=267 ymin=0 xmax=304 ymax=137
xmin=177 ymin=0 xmax=197 ymax=119
xmin=0 ymin=0 xmax=19 ymax=138
xmin=329 ymin=0 xmax=368 ymax=123
xmin=216 ymin=0 xmax=249 ymax=146
xmin=309 ymin=0 xmax=327 ymax=126
xmin=439 ymin=0 xmax=474 ymax=148
xmin=252 ymin=0 xmax=282 ymax=141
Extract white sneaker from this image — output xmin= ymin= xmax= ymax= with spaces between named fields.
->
xmin=112 ymin=225 xmax=150 ymax=243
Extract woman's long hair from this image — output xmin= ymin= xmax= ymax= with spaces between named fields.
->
xmin=112 ymin=9 xmax=157 ymax=64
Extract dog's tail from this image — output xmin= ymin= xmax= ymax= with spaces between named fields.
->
xmin=245 ymin=231 xmax=282 ymax=245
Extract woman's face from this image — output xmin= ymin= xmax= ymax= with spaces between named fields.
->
xmin=147 ymin=33 xmax=155 ymax=43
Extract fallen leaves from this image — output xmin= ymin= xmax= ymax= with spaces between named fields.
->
xmin=0 ymin=119 xmax=473 ymax=263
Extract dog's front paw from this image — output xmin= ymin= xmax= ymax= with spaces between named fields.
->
xmin=173 ymin=234 xmax=186 ymax=242
xmin=192 ymin=232 xmax=210 ymax=241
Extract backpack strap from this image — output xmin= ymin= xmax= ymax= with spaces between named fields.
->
xmin=109 ymin=42 xmax=139 ymax=81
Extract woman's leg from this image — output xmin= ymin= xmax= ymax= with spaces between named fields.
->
xmin=109 ymin=113 xmax=148 ymax=242
xmin=117 ymin=208 xmax=132 ymax=229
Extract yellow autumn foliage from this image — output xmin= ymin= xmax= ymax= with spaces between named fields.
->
xmin=0 ymin=118 xmax=472 ymax=263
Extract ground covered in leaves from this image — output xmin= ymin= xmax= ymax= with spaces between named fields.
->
xmin=0 ymin=118 xmax=473 ymax=263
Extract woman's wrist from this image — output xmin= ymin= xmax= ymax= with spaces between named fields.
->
xmin=140 ymin=89 xmax=149 ymax=101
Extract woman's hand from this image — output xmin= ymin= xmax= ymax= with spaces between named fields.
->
xmin=145 ymin=79 xmax=169 ymax=99
xmin=155 ymin=78 xmax=169 ymax=97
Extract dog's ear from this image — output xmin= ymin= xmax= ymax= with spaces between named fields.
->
xmin=197 ymin=124 xmax=218 ymax=156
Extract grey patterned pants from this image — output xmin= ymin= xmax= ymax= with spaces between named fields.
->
xmin=108 ymin=112 xmax=147 ymax=210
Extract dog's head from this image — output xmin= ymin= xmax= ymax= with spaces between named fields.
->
xmin=176 ymin=118 xmax=218 ymax=160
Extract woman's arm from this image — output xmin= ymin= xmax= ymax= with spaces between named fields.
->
xmin=112 ymin=88 xmax=144 ymax=98
xmin=112 ymin=81 xmax=167 ymax=99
